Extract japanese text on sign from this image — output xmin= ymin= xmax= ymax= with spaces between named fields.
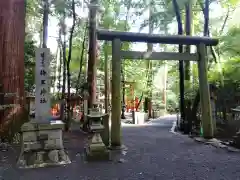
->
xmin=39 ymin=52 xmax=47 ymax=104
xmin=40 ymin=52 xmax=45 ymax=67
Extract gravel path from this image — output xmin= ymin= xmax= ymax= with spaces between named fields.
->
xmin=1 ymin=115 xmax=240 ymax=180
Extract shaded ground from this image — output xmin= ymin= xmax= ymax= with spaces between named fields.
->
xmin=1 ymin=115 xmax=240 ymax=180
xmin=121 ymin=112 xmax=135 ymax=124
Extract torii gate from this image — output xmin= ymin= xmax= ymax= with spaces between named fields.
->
xmin=97 ymin=30 xmax=218 ymax=148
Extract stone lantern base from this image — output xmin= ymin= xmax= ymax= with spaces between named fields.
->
xmin=17 ymin=120 xmax=71 ymax=168
xmin=84 ymin=124 xmax=110 ymax=161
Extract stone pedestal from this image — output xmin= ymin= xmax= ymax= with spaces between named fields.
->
xmin=144 ymin=113 xmax=149 ymax=121
xmin=84 ymin=111 xmax=110 ymax=161
xmin=134 ymin=112 xmax=150 ymax=124
xmin=85 ymin=124 xmax=110 ymax=161
xmin=17 ymin=120 xmax=71 ymax=168
xmin=152 ymin=111 xmax=160 ymax=118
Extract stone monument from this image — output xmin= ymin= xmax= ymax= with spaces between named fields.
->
xmin=17 ymin=48 xmax=70 ymax=168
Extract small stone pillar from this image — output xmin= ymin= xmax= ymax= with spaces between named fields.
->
xmin=84 ymin=107 xmax=110 ymax=161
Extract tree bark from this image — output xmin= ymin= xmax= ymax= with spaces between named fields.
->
xmin=121 ymin=3 xmax=131 ymax=119
xmin=0 ymin=0 xmax=25 ymax=134
xmin=76 ymin=23 xmax=87 ymax=93
xmin=146 ymin=0 xmax=154 ymax=118
xmin=87 ymin=0 xmax=98 ymax=110
xmin=184 ymin=1 xmax=193 ymax=134
xmin=184 ymin=1 xmax=192 ymax=81
xmin=65 ymin=0 xmax=76 ymax=131
xmin=104 ymin=42 xmax=109 ymax=114
xmin=42 ymin=0 xmax=49 ymax=48
xmin=172 ymin=0 xmax=185 ymax=130
xmin=60 ymin=9 xmax=67 ymax=121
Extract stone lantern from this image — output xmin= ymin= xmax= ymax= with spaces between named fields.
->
xmin=84 ymin=105 xmax=110 ymax=161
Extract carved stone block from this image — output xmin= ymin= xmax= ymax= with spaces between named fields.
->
xmin=23 ymin=142 xmax=42 ymax=152
xmin=48 ymin=150 xmax=59 ymax=163
xmin=44 ymin=138 xmax=63 ymax=150
xmin=39 ymin=129 xmax=62 ymax=140
xmin=17 ymin=121 xmax=70 ymax=169
xmin=22 ymin=131 xmax=37 ymax=142
xmin=85 ymin=133 xmax=110 ymax=161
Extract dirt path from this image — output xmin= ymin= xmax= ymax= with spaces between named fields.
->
xmin=1 ymin=115 xmax=240 ymax=180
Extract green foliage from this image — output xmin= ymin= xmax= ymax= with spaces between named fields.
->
xmin=24 ymin=0 xmax=240 ymax=114
xmin=24 ymin=38 xmax=37 ymax=91
xmin=220 ymin=26 xmax=240 ymax=56
xmin=208 ymin=25 xmax=240 ymax=85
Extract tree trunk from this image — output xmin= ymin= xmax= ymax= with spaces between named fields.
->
xmin=76 ymin=24 xmax=87 ymax=93
xmin=58 ymin=45 xmax=63 ymax=97
xmin=65 ymin=0 xmax=76 ymax=131
xmin=184 ymin=1 xmax=193 ymax=134
xmin=121 ymin=58 xmax=125 ymax=119
xmin=57 ymin=28 xmax=63 ymax=98
xmin=162 ymin=62 xmax=168 ymax=109
xmin=39 ymin=23 xmax=43 ymax=48
xmin=60 ymin=10 xmax=67 ymax=121
xmin=146 ymin=0 xmax=154 ymax=118
xmin=121 ymin=3 xmax=131 ymax=119
xmin=0 ymin=0 xmax=26 ymax=136
xmin=184 ymin=1 xmax=192 ymax=81
xmin=42 ymin=0 xmax=49 ymax=48
xmin=53 ymin=46 xmax=59 ymax=95
xmin=104 ymin=42 xmax=109 ymax=113
xmin=173 ymin=0 xmax=185 ymax=130
xmin=87 ymin=0 xmax=98 ymax=110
